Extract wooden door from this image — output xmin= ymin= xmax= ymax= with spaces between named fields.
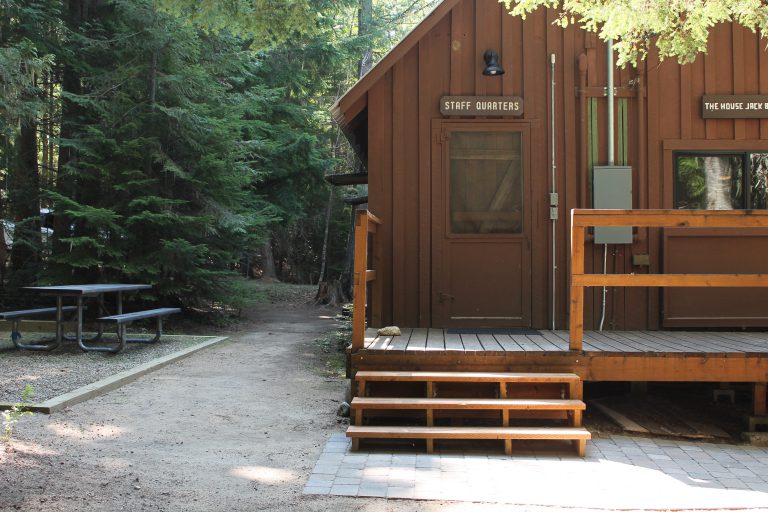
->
xmin=432 ymin=121 xmax=532 ymax=327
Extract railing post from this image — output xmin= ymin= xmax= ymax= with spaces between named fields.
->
xmin=569 ymin=214 xmax=585 ymax=350
xmin=351 ymin=211 xmax=369 ymax=351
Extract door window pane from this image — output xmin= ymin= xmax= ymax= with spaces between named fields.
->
xmin=449 ymin=131 xmax=522 ymax=234
xmin=675 ymin=155 xmax=744 ymax=209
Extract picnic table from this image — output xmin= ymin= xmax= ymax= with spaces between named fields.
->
xmin=1 ymin=284 xmax=179 ymax=353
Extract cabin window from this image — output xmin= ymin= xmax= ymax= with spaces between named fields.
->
xmin=449 ymin=131 xmax=523 ymax=234
xmin=675 ymin=152 xmax=768 ymax=209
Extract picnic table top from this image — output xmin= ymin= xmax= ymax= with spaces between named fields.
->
xmin=25 ymin=284 xmax=152 ymax=296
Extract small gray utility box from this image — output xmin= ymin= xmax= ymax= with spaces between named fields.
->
xmin=593 ymin=166 xmax=633 ymax=244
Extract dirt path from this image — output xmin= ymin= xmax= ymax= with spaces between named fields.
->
xmin=2 ymin=303 xmax=331 ymax=511
xmin=1 ymin=303 xmax=509 ymax=512
xmin=3 ymin=302 xmax=755 ymax=512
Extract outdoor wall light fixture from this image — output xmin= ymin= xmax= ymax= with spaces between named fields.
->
xmin=482 ymin=49 xmax=505 ymax=76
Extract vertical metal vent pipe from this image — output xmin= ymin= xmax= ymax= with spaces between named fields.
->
xmin=599 ymin=39 xmax=615 ymax=332
xmin=550 ymin=53 xmax=557 ymax=331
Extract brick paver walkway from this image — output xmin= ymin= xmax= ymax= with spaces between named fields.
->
xmin=304 ymin=433 xmax=768 ymax=509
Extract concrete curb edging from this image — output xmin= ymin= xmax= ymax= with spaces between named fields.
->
xmin=0 ymin=336 xmax=229 ymax=414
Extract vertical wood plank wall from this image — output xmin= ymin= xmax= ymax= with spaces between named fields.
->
xmin=356 ymin=0 xmax=768 ymax=330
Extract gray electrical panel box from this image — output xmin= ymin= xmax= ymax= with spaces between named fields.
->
xmin=593 ymin=166 xmax=633 ymax=244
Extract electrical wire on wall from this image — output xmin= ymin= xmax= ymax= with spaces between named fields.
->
xmin=599 ymin=244 xmax=608 ymax=331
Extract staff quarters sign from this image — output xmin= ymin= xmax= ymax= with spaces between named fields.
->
xmin=702 ymin=95 xmax=768 ymax=118
xmin=441 ymin=96 xmax=524 ymax=117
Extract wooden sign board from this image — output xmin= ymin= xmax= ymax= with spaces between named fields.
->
xmin=441 ymin=96 xmax=523 ymax=116
xmin=702 ymin=95 xmax=768 ymax=118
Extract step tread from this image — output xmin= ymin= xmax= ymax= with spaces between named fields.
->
xmin=351 ymin=397 xmax=585 ymax=410
xmin=354 ymin=371 xmax=580 ymax=383
xmin=347 ymin=425 xmax=591 ymax=440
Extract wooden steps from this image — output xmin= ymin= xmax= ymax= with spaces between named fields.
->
xmin=354 ymin=370 xmax=583 ymax=401
xmin=354 ymin=370 xmax=581 ymax=384
xmin=352 ymin=397 xmax=585 ymax=411
xmin=348 ymin=425 xmax=591 ymax=439
xmin=347 ymin=370 xmax=590 ymax=456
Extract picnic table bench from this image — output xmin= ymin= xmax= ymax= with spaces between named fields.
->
xmin=2 ymin=284 xmax=181 ymax=353
xmin=0 ymin=306 xmax=79 ymax=351
xmin=98 ymin=307 xmax=181 ymax=353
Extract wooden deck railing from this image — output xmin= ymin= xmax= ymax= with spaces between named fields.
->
xmin=352 ymin=210 xmax=382 ymax=351
xmin=569 ymin=209 xmax=768 ymax=350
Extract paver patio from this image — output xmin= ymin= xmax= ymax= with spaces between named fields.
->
xmin=305 ymin=433 xmax=768 ymax=509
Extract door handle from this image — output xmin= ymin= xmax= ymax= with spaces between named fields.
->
xmin=439 ymin=292 xmax=455 ymax=303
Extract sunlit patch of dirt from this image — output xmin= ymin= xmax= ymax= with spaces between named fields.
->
xmin=46 ymin=422 xmax=130 ymax=441
xmin=1 ymin=438 xmax=59 ymax=458
xmin=228 ymin=465 xmax=298 ymax=484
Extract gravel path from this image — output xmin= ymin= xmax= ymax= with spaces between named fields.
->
xmin=0 ymin=334 xmax=215 ymax=403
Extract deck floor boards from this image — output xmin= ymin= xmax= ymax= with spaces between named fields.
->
xmin=426 ymin=328 xmax=445 ymax=351
xmin=494 ymin=334 xmax=522 ymax=351
xmin=388 ymin=329 xmax=411 ymax=351
xmin=511 ymin=334 xmax=541 ymax=351
xmin=539 ymin=331 xmax=571 ymax=351
xmin=444 ymin=333 xmax=464 ymax=351
xmin=478 ymin=334 xmax=503 ymax=351
xmin=460 ymin=334 xmax=484 ymax=351
xmin=711 ymin=331 xmax=768 ymax=351
xmin=362 ymin=329 xmax=768 ymax=355
xmin=642 ymin=331 xmax=730 ymax=353
xmin=406 ymin=328 xmax=427 ymax=351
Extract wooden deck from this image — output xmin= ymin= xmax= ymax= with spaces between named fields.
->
xmin=355 ymin=328 xmax=768 ymax=390
xmin=363 ymin=328 xmax=768 ymax=355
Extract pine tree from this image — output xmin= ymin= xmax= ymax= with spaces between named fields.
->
xmin=47 ymin=0 xmax=276 ymax=306
xmin=0 ymin=0 xmax=58 ymax=290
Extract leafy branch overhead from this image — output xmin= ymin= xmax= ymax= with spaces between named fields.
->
xmin=501 ymin=0 xmax=768 ymax=66
xmin=155 ymin=0 xmax=345 ymax=48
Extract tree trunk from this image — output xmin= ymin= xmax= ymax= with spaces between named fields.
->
xmin=340 ymin=205 xmax=359 ymax=298
xmin=8 ymin=121 xmax=41 ymax=286
xmin=317 ymin=188 xmax=334 ymax=286
xmin=704 ymin=156 xmax=734 ymax=210
xmin=52 ymin=0 xmax=88 ymax=273
xmin=261 ymin=237 xmax=277 ymax=280
xmin=315 ymin=279 xmax=349 ymax=306
xmin=358 ymin=0 xmax=373 ymax=78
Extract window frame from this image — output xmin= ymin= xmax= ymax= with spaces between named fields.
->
xmin=447 ymin=130 xmax=524 ymax=235
xmin=672 ymin=150 xmax=763 ymax=210
xmin=437 ymin=121 xmax=531 ymax=241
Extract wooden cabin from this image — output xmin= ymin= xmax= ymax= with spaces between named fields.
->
xmin=333 ymin=0 xmax=768 ymax=453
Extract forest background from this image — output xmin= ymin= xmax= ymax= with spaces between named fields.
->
xmin=0 ymin=0 xmax=438 ymax=313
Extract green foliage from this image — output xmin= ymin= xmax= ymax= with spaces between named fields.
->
xmin=156 ymin=0 xmax=349 ymax=48
xmin=2 ymin=384 xmax=35 ymax=445
xmin=42 ymin=0 xmax=286 ymax=305
xmin=501 ymin=0 xmax=768 ymax=66
xmin=676 ymin=156 xmax=709 ymax=209
xmin=675 ymin=155 xmax=743 ymax=209
xmin=0 ymin=1 xmax=57 ymax=131
xmin=0 ymin=0 xmax=440 ymax=310
xmin=315 ymin=319 xmax=351 ymax=378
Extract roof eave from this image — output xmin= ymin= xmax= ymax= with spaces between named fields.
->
xmin=331 ymin=0 xmax=461 ymax=129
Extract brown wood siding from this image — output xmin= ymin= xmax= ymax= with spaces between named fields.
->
xmin=362 ymin=0 xmax=768 ymax=330
xmin=368 ymin=70 xmax=393 ymax=328
xmin=401 ymin=48 xmax=421 ymax=327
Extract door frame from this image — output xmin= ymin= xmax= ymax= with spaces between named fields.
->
xmin=430 ymin=119 xmax=533 ymax=327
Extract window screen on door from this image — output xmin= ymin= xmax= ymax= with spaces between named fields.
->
xmin=449 ymin=131 xmax=523 ymax=234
